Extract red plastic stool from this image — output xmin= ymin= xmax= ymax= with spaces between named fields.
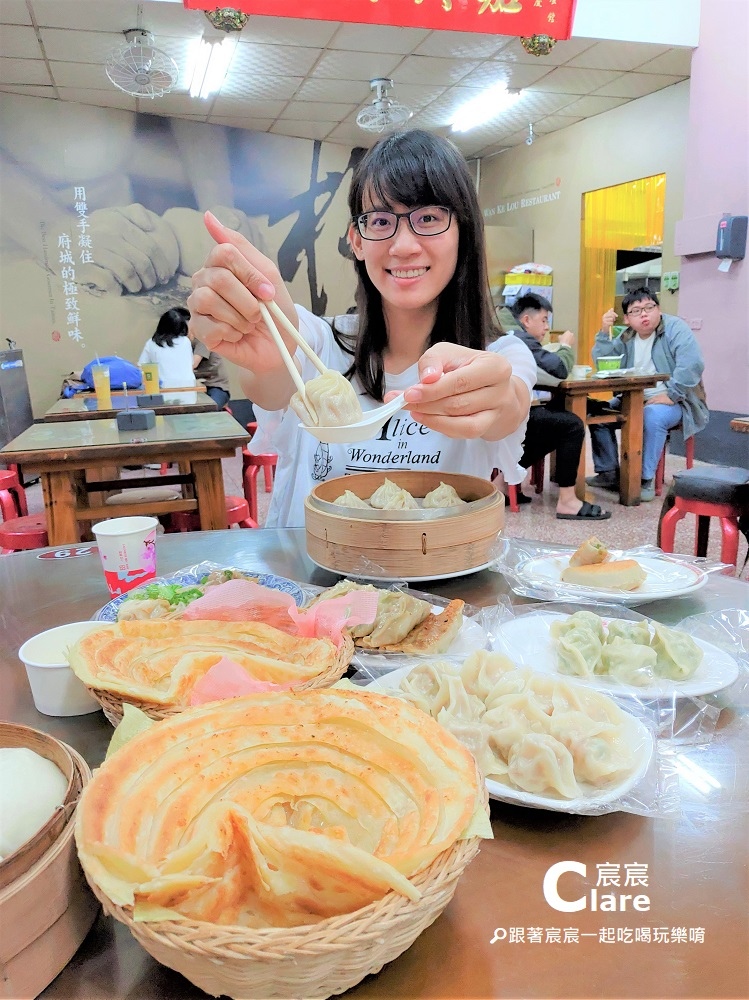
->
xmin=0 ymin=513 xmax=49 ymax=552
xmin=242 ymin=452 xmax=277 ymax=523
xmin=660 ymin=466 xmax=749 ymax=568
xmin=246 ymin=421 xmax=258 ymax=438
xmin=655 ymin=433 xmax=694 ymax=497
xmin=170 ymin=495 xmax=258 ymax=532
xmin=0 ymin=468 xmax=29 ymax=517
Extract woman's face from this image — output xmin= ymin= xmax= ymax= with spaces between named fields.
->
xmin=348 ymin=195 xmax=459 ymax=318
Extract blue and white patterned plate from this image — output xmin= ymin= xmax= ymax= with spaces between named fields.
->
xmin=93 ymin=567 xmax=306 ymax=622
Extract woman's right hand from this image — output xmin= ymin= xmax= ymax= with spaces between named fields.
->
xmin=602 ymin=308 xmax=618 ymax=333
xmin=187 ymin=211 xmax=299 ymax=374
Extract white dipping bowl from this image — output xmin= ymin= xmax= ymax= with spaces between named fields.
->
xmin=18 ymin=622 xmax=103 ymax=717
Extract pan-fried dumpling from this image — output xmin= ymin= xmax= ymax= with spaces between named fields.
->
xmin=290 ymin=370 xmax=363 ymax=427
xmin=507 ymin=733 xmax=580 ymax=799
xmin=550 ymin=611 xmax=606 ymax=642
xmin=369 ymin=478 xmax=418 ymax=510
xmin=650 ymin=624 xmax=703 ymax=680
xmin=569 ymin=536 xmax=609 ymax=567
xmin=600 ymin=637 xmax=657 ymax=687
xmin=422 ymin=482 xmax=467 ymax=509
xmin=356 ymin=591 xmax=432 ymax=648
xmin=307 ymin=579 xmax=378 ymax=638
xmin=333 ymin=490 xmax=371 ymax=509
xmin=556 ymin=628 xmax=603 ymax=677
xmin=605 ymin=619 xmax=652 ymax=646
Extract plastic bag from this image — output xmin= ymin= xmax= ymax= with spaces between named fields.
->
xmin=81 ymin=355 xmax=142 ymax=391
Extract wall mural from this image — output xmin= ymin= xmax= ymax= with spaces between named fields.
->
xmin=0 ymin=93 xmax=360 ymax=411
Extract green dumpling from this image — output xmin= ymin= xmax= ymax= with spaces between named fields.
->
xmin=606 ymin=619 xmax=652 ymax=646
xmin=651 ymin=624 xmax=703 ymax=681
xmin=550 ymin=610 xmax=606 ymax=643
xmin=556 ymin=627 xmax=603 ymax=678
xmin=600 ymin=637 xmax=657 ymax=687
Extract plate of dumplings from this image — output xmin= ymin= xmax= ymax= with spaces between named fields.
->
xmin=365 ymin=652 xmax=654 ymax=814
xmin=491 ymin=610 xmax=740 ymax=699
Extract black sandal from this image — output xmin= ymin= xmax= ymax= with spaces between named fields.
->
xmin=556 ymin=501 xmax=612 ymax=521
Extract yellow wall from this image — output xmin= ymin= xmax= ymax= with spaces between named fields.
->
xmin=478 ymin=81 xmax=689 ymax=352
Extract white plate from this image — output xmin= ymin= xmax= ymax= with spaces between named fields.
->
xmin=308 ymin=554 xmax=491 ymax=584
xmin=593 ymin=368 xmax=636 ymax=378
xmin=517 ymin=553 xmax=708 ymax=604
xmin=365 ymin=664 xmax=654 ymax=814
xmin=492 ymin=612 xmax=740 ymax=699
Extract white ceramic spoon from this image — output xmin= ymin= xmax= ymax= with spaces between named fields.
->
xmin=299 ymin=393 xmax=407 ymax=444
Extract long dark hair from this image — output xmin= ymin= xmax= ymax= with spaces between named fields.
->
xmin=340 ymin=129 xmax=499 ymax=400
xmin=152 ymin=307 xmax=190 ymax=348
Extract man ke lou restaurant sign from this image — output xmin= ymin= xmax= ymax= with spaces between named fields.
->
xmin=184 ymin=0 xmax=577 ymax=39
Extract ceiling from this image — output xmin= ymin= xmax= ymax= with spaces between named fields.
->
xmin=0 ymin=0 xmax=693 ymax=157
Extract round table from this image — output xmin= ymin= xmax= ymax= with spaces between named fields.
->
xmin=2 ymin=530 xmax=747 ymax=1000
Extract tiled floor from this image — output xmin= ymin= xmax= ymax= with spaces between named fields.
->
xmin=15 ymin=444 xmax=749 ymax=579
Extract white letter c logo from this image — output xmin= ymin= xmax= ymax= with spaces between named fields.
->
xmin=543 ymin=861 xmax=587 ymax=912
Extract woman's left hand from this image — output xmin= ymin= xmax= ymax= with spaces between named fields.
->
xmin=385 ymin=343 xmax=527 ymax=440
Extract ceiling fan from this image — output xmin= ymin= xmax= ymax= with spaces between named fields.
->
xmin=356 ymin=79 xmax=413 ymax=134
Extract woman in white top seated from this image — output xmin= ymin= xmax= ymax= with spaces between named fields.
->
xmin=187 ymin=129 xmax=535 ymax=527
xmin=138 ymin=306 xmax=197 ymax=390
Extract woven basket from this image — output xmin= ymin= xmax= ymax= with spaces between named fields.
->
xmin=84 ymin=827 xmax=482 ymax=999
xmin=87 ymin=632 xmax=356 ymax=726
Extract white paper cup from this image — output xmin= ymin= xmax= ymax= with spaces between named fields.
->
xmin=570 ymin=365 xmax=592 ymax=379
xmin=19 ymin=622 xmax=103 ymax=716
xmin=92 ymin=516 xmax=158 ymax=597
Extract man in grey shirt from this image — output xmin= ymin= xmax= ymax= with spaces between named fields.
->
xmin=190 ymin=332 xmax=231 ymax=410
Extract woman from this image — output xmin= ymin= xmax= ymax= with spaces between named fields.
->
xmin=138 ymin=307 xmax=196 ymax=390
xmin=188 ymin=129 xmax=535 ymax=527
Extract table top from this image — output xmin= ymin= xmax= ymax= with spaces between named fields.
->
xmin=2 ymin=530 xmax=747 ymax=1000
xmin=41 ymin=392 xmax=217 ymax=422
xmin=556 ymin=373 xmax=668 ymax=392
xmin=730 ymin=416 xmax=749 ymax=433
xmin=0 ymin=410 xmax=249 ymax=465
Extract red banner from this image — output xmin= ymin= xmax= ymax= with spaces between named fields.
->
xmin=184 ymin=0 xmax=577 ymax=40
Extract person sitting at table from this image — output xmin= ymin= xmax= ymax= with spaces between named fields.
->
xmin=508 ymin=293 xmax=611 ymax=521
xmin=138 ymin=307 xmax=196 ymax=390
xmin=587 ymin=288 xmax=708 ymax=502
xmin=187 ymin=128 xmax=536 ymax=528
xmin=188 ymin=321 xmax=232 ymax=410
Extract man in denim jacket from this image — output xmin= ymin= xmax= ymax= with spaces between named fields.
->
xmin=587 ymin=288 xmax=708 ymax=501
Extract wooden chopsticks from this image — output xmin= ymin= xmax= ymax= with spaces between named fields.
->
xmin=258 ymin=300 xmax=329 ymax=405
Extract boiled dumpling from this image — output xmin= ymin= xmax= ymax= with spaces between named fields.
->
xmin=333 ymin=490 xmax=371 ymax=509
xmin=369 ymin=478 xmax=419 ymax=510
xmin=548 ymin=712 xmax=633 ymax=786
xmin=606 ymin=619 xmax=652 ymax=646
xmin=0 ymin=748 xmax=68 ymax=860
xmin=289 ymin=370 xmax=363 ymax=427
xmin=550 ymin=611 xmax=606 ymax=642
xmin=422 ymin=482 xmax=466 ymax=509
xmin=507 ymin=733 xmax=580 ymax=799
xmin=357 ymin=590 xmax=432 ymax=648
xmin=460 ymin=650 xmax=517 ymax=701
xmin=650 ymin=624 xmax=703 ymax=680
xmin=556 ymin=627 xmax=603 ymax=677
xmin=600 ymin=637 xmax=657 ymax=687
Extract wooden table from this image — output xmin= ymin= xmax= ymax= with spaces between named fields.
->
xmin=730 ymin=416 xmax=749 ymax=433
xmin=41 ymin=390 xmax=217 ymax=422
xmin=552 ymin=373 xmax=668 ymax=505
xmin=0 ymin=411 xmax=249 ymax=543
xmin=2 ymin=529 xmax=746 ymax=1000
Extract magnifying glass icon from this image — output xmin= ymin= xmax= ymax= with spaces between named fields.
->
xmin=490 ymin=927 xmax=507 ymax=944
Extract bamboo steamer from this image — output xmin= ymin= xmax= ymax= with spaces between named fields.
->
xmin=0 ymin=723 xmax=98 ymax=1000
xmin=305 ymin=471 xmax=504 ymax=580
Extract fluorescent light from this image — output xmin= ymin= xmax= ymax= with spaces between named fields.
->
xmin=450 ymin=83 xmax=521 ymax=133
xmin=187 ymin=36 xmax=237 ymax=100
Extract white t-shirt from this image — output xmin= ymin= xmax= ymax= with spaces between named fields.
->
xmin=633 ymin=334 xmax=666 ymax=398
xmin=252 ymin=307 xmax=536 ymax=528
xmin=138 ymin=337 xmax=196 ymax=389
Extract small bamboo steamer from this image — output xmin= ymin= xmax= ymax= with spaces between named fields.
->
xmin=86 ymin=632 xmax=356 ymax=726
xmin=305 ymin=471 xmax=504 ymax=579
xmin=0 ymin=723 xmax=98 ymax=1000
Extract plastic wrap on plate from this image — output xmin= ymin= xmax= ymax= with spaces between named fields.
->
xmin=350 ymin=650 xmax=679 ymax=818
xmin=671 ymin=607 xmax=749 ymax=709
xmin=491 ymin=538 xmax=733 ymax=605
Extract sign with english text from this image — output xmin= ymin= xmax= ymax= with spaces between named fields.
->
xmin=183 ymin=0 xmax=577 ymax=40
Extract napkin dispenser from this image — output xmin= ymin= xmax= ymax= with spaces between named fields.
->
xmin=137 ymin=394 xmax=164 ymax=407
xmin=116 ymin=408 xmax=155 ymax=431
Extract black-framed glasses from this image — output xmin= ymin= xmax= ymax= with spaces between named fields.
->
xmin=354 ymin=206 xmax=453 ymax=241
xmin=626 ymin=303 xmax=659 ymax=318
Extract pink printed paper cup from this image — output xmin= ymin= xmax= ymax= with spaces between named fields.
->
xmin=91 ymin=516 xmax=158 ymax=597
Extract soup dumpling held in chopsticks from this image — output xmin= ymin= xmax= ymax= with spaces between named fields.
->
xmin=290 ymin=370 xmax=363 ymax=427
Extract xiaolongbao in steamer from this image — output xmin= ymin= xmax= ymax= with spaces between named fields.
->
xmin=422 ymin=482 xmax=467 ymax=509
xmin=333 ymin=490 xmax=371 ymax=509
xmin=290 ymin=370 xmax=363 ymax=427
xmin=600 ymin=637 xmax=657 ymax=687
xmin=650 ymin=624 xmax=703 ymax=680
xmin=606 ymin=619 xmax=652 ymax=646
xmin=556 ymin=628 xmax=603 ymax=677
xmin=0 ymin=748 xmax=68 ymax=859
xmin=507 ymin=733 xmax=580 ymax=799
xmin=369 ymin=478 xmax=418 ymax=510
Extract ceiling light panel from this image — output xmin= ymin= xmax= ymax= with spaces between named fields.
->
xmin=329 ymin=23 xmax=430 ymax=54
